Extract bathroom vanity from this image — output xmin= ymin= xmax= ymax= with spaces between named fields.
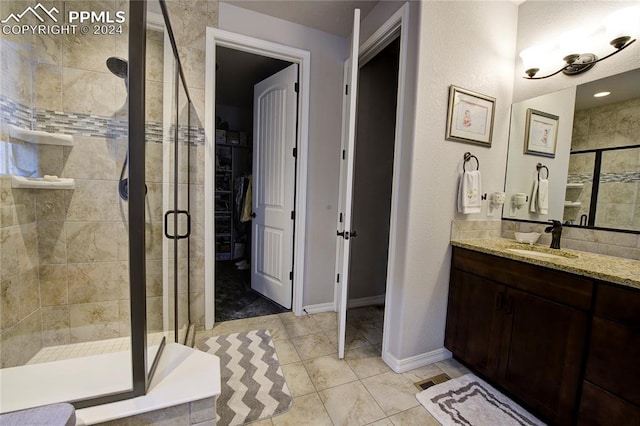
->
xmin=445 ymin=239 xmax=640 ymax=425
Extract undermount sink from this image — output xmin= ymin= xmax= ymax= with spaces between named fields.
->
xmin=506 ymin=246 xmax=579 ymax=260
xmin=507 ymin=248 xmax=567 ymax=259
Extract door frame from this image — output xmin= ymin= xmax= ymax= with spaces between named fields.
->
xmin=334 ymin=4 xmax=410 ymax=364
xmin=204 ymin=27 xmax=311 ymax=328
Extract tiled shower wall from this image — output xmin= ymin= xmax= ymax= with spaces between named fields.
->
xmin=568 ymin=97 xmax=640 ymax=230
xmin=1 ymin=0 xmax=218 ymax=367
xmin=0 ymin=176 xmax=42 ymax=367
xmin=0 ymin=0 xmax=200 ymax=367
xmin=0 ymin=0 xmax=133 ymax=367
xmin=0 ymin=4 xmax=46 ymax=366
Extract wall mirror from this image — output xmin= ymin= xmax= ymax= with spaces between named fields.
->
xmin=503 ymin=68 xmax=640 ymax=233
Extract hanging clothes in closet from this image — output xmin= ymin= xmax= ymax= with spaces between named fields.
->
xmin=241 ymin=175 xmax=253 ymax=223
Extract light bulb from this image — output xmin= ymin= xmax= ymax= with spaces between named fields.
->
xmin=558 ymin=28 xmax=591 ymax=56
xmin=604 ymin=6 xmax=640 ymax=42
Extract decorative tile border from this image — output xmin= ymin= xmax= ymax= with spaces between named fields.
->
xmin=600 ymin=172 xmax=640 ymax=183
xmin=0 ymin=95 xmax=204 ymax=145
xmin=568 ymin=172 xmax=640 ymax=184
xmin=0 ymin=95 xmax=32 ymax=129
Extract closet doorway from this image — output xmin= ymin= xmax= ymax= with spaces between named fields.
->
xmin=344 ymin=36 xmax=400 ymax=353
xmin=213 ymin=46 xmax=295 ymax=322
xmin=335 ymin=4 xmax=410 ymax=363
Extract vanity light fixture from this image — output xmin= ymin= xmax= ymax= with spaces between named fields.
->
xmin=521 ymin=6 xmax=639 ymax=80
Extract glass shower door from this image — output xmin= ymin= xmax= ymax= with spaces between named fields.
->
xmin=173 ymin=75 xmax=191 ymax=345
xmin=158 ymin=44 xmax=191 ymax=352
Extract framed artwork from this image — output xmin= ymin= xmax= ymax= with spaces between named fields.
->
xmin=446 ymin=85 xmax=496 ymax=146
xmin=524 ymin=108 xmax=559 ymax=158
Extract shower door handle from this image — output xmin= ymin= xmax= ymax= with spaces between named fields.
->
xmin=164 ymin=210 xmax=191 ymax=240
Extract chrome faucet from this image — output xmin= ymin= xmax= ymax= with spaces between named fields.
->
xmin=544 ymin=220 xmax=563 ymax=249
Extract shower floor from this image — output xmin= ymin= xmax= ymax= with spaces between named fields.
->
xmin=27 ymin=332 xmax=168 ymax=365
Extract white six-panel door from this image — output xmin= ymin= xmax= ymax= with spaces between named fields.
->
xmin=251 ymin=63 xmax=298 ymax=309
xmin=335 ymin=10 xmax=361 ymax=359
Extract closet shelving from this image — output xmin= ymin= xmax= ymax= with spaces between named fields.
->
xmin=214 ymin=129 xmax=251 ymax=261
xmin=215 ymin=142 xmax=233 ymax=260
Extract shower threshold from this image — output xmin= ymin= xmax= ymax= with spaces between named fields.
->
xmin=28 ymin=332 xmax=168 ymax=365
xmin=0 ymin=343 xmax=221 ymax=425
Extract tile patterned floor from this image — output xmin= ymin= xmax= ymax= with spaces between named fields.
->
xmin=195 ymin=306 xmax=471 ymax=425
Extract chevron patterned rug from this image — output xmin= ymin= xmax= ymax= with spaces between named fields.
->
xmin=197 ymin=329 xmax=292 ymax=426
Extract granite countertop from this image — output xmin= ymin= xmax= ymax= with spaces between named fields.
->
xmin=451 ymin=238 xmax=640 ymax=290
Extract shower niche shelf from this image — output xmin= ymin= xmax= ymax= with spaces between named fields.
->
xmin=9 ymin=125 xmax=74 ymax=146
xmin=11 ymin=175 xmax=75 ymax=190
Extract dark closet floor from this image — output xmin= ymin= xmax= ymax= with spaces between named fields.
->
xmin=215 ymin=260 xmax=289 ymax=322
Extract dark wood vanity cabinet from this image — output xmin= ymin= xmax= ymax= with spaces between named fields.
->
xmin=446 ymin=247 xmax=593 ymax=425
xmin=577 ymin=283 xmax=640 ymax=425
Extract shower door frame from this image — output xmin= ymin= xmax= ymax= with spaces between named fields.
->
xmin=72 ymin=0 xmax=151 ymax=408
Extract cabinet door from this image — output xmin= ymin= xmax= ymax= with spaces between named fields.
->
xmin=499 ymin=288 xmax=588 ymax=425
xmin=578 ymin=381 xmax=640 ymax=426
xmin=445 ymin=270 xmax=503 ymax=379
xmin=586 ymin=316 xmax=640 ymax=406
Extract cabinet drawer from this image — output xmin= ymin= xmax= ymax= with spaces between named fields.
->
xmin=585 ymin=316 xmax=640 ymax=406
xmin=578 ymin=381 xmax=640 ymax=425
xmin=452 ymin=247 xmax=593 ymax=310
xmin=595 ymin=283 xmax=640 ymax=325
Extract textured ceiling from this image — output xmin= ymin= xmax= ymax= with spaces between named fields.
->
xmin=575 ymin=68 xmax=640 ymax=111
xmin=221 ymin=0 xmax=379 ymax=37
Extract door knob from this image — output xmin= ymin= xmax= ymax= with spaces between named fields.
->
xmin=350 ymin=230 xmax=358 ymax=238
xmin=337 ymin=230 xmax=349 ymax=239
xmin=251 ymin=212 xmax=256 ymax=218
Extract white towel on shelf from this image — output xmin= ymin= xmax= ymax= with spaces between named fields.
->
xmin=457 ymin=170 xmax=482 ymax=214
xmin=529 ymin=178 xmax=549 ymax=214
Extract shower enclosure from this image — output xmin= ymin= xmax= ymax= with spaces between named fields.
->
xmin=0 ymin=0 xmax=196 ymax=411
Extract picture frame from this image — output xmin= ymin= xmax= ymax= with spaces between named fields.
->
xmin=524 ymin=108 xmax=559 ymax=158
xmin=446 ymin=85 xmax=496 ymax=147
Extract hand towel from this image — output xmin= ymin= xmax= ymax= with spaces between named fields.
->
xmin=537 ymin=179 xmax=549 ymax=214
xmin=529 ymin=178 xmax=549 ymax=214
xmin=529 ymin=179 xmax=539 ymax=213
xmin=457 ymin=170 xmax=482 ymax=214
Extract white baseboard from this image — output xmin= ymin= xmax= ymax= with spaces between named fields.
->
xmin=302 ymin=295 xmax=384 ymax=315
xmin=382 ymin=347 xmax=452 ymax=373
xmin=302 ymin=302 xmax=335 ymax=314
xmin=347 ymin=295 xmax=385 ymax=309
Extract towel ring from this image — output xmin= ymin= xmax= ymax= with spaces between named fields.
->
xmin=463 ymin=152 xmax=479 ymax=172
xmin=536 ymin=163 xmax=549 ymax=180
